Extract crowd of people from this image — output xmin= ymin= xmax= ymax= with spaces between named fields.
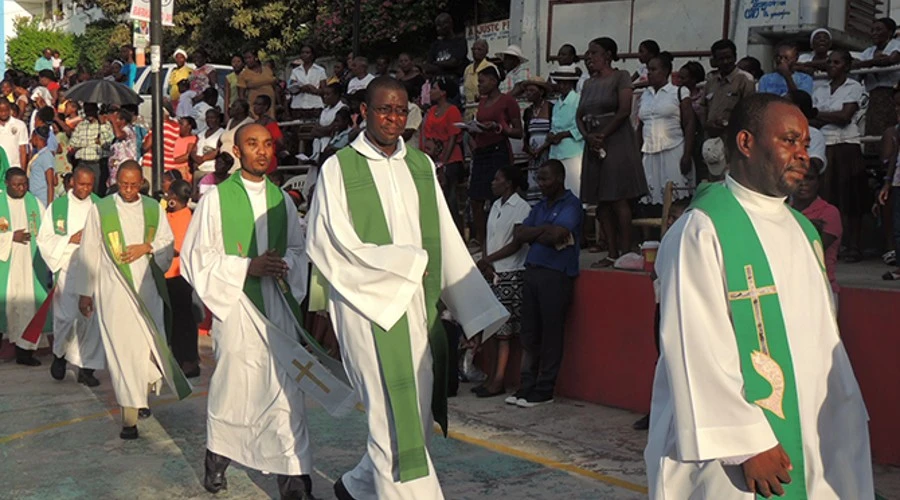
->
xmin=0 ymin=10 xmax=896 ymax=500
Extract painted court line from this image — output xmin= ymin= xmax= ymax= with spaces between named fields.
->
xmin=0 ymin=390 xmax=647 ymax=494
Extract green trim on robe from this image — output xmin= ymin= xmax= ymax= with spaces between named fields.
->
xmin=0 ymin=192 xmax=50 ymax=332
xmin=95 ymin=195 xmax=190 ymax=400
xmin=690 ymin=183 xmax=821 ymax=499
xmin=51 ymin=193 xmax=100 ymax=235
xmin=333 ymin=146 xmax=447 ymax=482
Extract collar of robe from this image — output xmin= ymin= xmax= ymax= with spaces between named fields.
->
xmin=725 ymin=176 xmax=787 ymax=215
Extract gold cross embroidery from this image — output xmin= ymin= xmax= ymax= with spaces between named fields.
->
xmin=727 ymin=265 xmax=778 ymax=354
xmin=28 ymin=211 xmax=39 ymax=236
xmin=293 ymin=359 xmax=331 ymax=394
xmin=727 ymin=265 xmax=786 ymax=419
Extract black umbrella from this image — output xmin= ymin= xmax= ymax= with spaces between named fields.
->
xmin=64 ymin=79 xmax=143 ymax=105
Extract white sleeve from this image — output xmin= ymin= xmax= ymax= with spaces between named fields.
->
xmin=150 ymin=204 xmax=174 ymax=272
xmin=36 ymin=202 xmax=74 ymax=273
xmin=306 ymin=155 xmax=429 ymax=331
xmin=655 ymin=211 xmax=778 ymax=462
xmin=72 ymin=207 xmax=101 ymax=296
xmin=282 ymin=192 xmax=308 ymax=303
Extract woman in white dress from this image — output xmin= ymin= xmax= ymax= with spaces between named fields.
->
xmin=190 ymin=109 xmax=224 ymax=188
xmin=636 ymin=53 xmax=695 ymax=224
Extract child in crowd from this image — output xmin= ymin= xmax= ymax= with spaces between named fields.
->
xmin=165 ymin=179 xmax=201 ymax=377
xmin=790 ymin=168 xmax=842 ymax=308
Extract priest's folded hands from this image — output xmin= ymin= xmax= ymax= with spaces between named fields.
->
xmin=247 ymin=248 xmax=289 ymax=278
xmin=121 ymin=243 xmax=153 ymax=264
xmin=12 ymin=228 xmax=31 ymax=244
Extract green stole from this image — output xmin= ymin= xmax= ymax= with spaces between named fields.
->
xmin=0 ymin=192 xmax=50 ymax=331
xmin=95 ymin=194 xmax=191 ymax=400
xmin=690 ymin=183 xmax=825 ymax=499
xmin=216 ymin=171 xmax=288 ymax=314
xmin=331 ymin=146 xmax=446 ymax=482
xmin=52 ymin=193 xmax=100 ymax=236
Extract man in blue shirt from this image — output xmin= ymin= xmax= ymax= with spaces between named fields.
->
xmin=34 ymin=48 xmax=54 ymax=73
xmin=758 ymin=41 xmax=814 ymax=96
xmin=117 ymin=45 xmax=137 ymax=88
xmin=509 ymin=159 xmax=582 ymax=408
xmin=28 ymin=126 xmax=56 ymax=207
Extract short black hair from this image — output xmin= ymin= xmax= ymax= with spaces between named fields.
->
xmin=724 ymin=93 xmax=793 ymax=159
xmin=118 ymin=160 xmax=142 ymax=176
xmin=539 ymin=159 xmax=566 ymax=180
xmin=497 ymin=164 xmax=527 ymax=191
xmin=334 ymin=107 xmax=352 ymax=124
xmin=876 ymin=17 xmax=898 ymax=34
xmin=180 ymin=116 xmax=197 ymax=129
xmin=36 ymin=106 xmax=55 ymax=124
xmin=168 ymin=179 xmax=192 ymax=203
xmin=639 ymin=39 xmax=661 ymax=56
xmin=116 ymin=108 xmax=134 ymax=125
xmin=785 ymin=89 xmax=814 ymax=120
xmin=651 ymin=52 xmax=674 ymax=73
xmin=559 ymin=43 xmax=579 ymax=62
xmin=255 ymin=94 xmax=272 ymax=111
xmin=711 ymin=39 xmax=737 ymax=56
xmin=831 ymin=48 xmax=853 ymax=67
xmin=38 ymin=69 xmax=56 ymax=81
xmin=775 ymin=40 xmax=798 ymax=52
xmin=433 ymin=75 xmax=459 ymax=99
xmin=364 ymin=75 xmax=407 ymax=105
xmin=162 ymin=169 xmax=182 ymax=181
xmin=72 ymin=165 xmax=96 ymax=180
xmin=5 ymin=167 xmax=26 ymax=181
xmin=590 ymin=37 xmax=619 ymax=61
xmin=681 ymin=61 xmax=706 ymax=83
xmin=738 ymin=56 xmax=764 ymax=80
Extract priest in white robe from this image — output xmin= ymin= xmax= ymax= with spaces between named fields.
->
xmin=181 ymin=123 xmax=318 ymax=499
xmin=0 ymin=168 xmax=51 ymax=366
xmin=73 ymin=161 xmax=180 ymax=440
xmin=307 ymin=76 xmax=509 ymax=500
xmin=646 ymin=94 xmax=873 ymax=499
xmin=38 ymin=166 xmax=105 ymax=386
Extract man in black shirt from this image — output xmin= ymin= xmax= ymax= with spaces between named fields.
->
xmin=428 ymin=13 xmax=469 ymax=79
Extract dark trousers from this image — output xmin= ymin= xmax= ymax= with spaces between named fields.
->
xmin=167 ymin=276 xmax=199 ymax=365
xmin=519 ymin=266 xmax=575 ymax=398
xmin=440 ymin=161 xmax=464 ymax=230
xmin=441 ymin=318 xmax=462 ymax=397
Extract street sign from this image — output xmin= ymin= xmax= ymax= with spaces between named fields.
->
xmin=129 ymin=0 xmax=174 ymax=26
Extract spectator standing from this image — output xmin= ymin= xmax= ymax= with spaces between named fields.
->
xmin=797 ymin=28 xmax=833 ymax=94
xmin=168 ymin=49 xmax=193 ymax=100
xmin=197 ymin=152 xmax=233 ymax=198
xmin=34 ymin=48 xmax=54 ymax=73
xmin=69 ymin=103 xmax=114 ymax=192
xmin=28 ymin=126 xmax=56 ymax=206
xmin=310 ymin=83 xmax=348 ymax=161
xmin=141 ymin=105 xmax=181 ymax=181
xmin=164 ymin=179 xmax=200 ymax=377
xmin=468 ymin=66 xmax=523 ymax=248
xmin=758 ymin=41 xmax=814 ymax=96
xmin=396 ymin=53 xmax=426 ymax=104
xmin=219 ymin=99 xmax=252 ymax=163
xmin=224 ymin=55 xmax=244 ymax=118
xmin=171 ymin=117 xmax=198 ymax=182
xmin=677 ymin=61 xmax=707 ymax=179
xmin=374 ymin=56 xmax=392 ymax=78
xmin=879 ymin=88 xmax=900 ymax=280
xmin=632 ymin=39 xmax=660 ymax=88
xmin=287 ymin=45 xmax=327 ymax=120
xmin=429 ymin=12 xmax=469 ymax=79
xmin=463 ymin=40 xmax=497 ymax=120
xmin=175 ymin=80 xmax=196 ymax=118
xmin=346 ymin=56 xmax=375 ymax=102
xmin=475 ymin=165 xmax=531 ymax=399
xmin=51 ymin=50 xmax=63 ymax=80
xmin=421 ymin=76 xmax=465 ymax=232
xmin=29 ymin=87 xmax=52 ymax=132
xmin=238 ymin=49 xmax=277 ymax=119
xmin=192 ymin=88 xmax=218 ymax=134
xmin=326 ymin=60 xmax=348 ymax=88
xmin=510 ymin=160 xmax=582 ymax=408
xmin=737 ymin=56 xmax=764 ymax=82
xmin=190 ymin=49 xmax=217 ymax=95
xmin=190 ymin=109 xmax=224 ymax=187
xmin=0 ymin=100 xmax=29 ymax=169
xmin=107 ymin=109 xmax=138 ymax=187
xmin=522 ymin=77 xmax=554 ymax=188
xmin=577 ymin=37 xmax=647 ymax=267
xmin=117 ymin=46 xmax=137 ymax=88
xmin=497 ymin=45 xmax=531 ymax=96
xmin=811 ymin=49 xmax=867 ymax=263
xmin=553 ymin=44 xmax=587 ymax=93
xmin=253 ymin=96 xmax=284 ymax=173
xmin=637 ymin=54 xmax=695 ymax=213
xmin=548 ymin=65 xmax=584 ymax=198
xmin=856 ymin=17 xmax=900 ymax=141
xmin=786 ymin=89 xmax=827 ymax=174
xmin=791 ymin=167 xmax=842 ymax=306
xmin=38 ymin=70 xmax=60 ymax=106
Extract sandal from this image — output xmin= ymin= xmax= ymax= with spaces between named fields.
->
xmin=590 ymin=257 xmax=616 ymax=269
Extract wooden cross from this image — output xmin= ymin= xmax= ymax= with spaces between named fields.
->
xmin=727 ymin=265 xmax=778 ymax=355
xmin=292 ymin=359 xmax=331 ymax=394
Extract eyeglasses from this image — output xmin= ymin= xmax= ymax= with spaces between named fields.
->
xmin=371 ymin=106 xmax=409 ymax=117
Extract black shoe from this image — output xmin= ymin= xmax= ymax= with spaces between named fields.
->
xmin=77 ymin=369 xmax=100 ymax=387
xmin=632 ymin=414 xmax=650 ymax=430
xmin=203 ymin=449 xmax=231 ymax=494
xmin=138 ymin=408 xmax=152 ymax=419
xmin=277 ymin=474 xmax=316 ymax=499
xmin=50 ymin=355 xmax=67 ymax=380
xmin=120 ymin=426 xmax=138 ymax=440
xmin=475 ymin=386 xmax=506 ymax=398
xmin=15 ymin=347 xmax=41 ymax=367
xmin=333 ymin=476 xmax=355 ymax=500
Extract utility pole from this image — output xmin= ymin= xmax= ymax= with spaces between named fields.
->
xmin=150 ymin=0 xmax=163 ymax=193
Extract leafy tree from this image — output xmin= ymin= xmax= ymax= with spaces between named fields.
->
xmin=6 ymin=17 xmax=78 ymax=73
xmin=73 ymin=20 xmax=131 ymax=72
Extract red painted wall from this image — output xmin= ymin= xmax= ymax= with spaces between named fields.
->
xmin=554 ymin=269 xmax=900 ymax=465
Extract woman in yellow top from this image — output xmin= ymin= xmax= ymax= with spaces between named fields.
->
xmin=168 ymin=49 xmax=193 ymax=100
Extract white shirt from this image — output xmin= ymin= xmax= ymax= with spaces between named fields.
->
xmin=486 ymin=193 xmax=531 ymax=272
xmin=288 ymin=63 xmax=327 ymax=109
xmin=808 ymin=126 xmax=827 ymax=173
xmin=312 ymin=102 xmax=349 ymax=159
xmin=812 ymin=78 xmax=865 ymax=145
xmin=0 ymin=117 xmax=29 ymax=168
xmin=195 ymin=127 xmax=224 ymax=173
xmin=859 ymin=39 xmax=900 ymax=91
xmin=638 ymin=83 xmax=684 ymax=154
xmin=177 ymin=90 xmax=197 ymax=118
xmin=192 ymin=101 xmax=214 ymax=134
xmin=347 ymin=74 xmax=375 ymax=95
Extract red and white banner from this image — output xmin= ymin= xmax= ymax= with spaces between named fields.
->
xmin=129 ymin=0 xmax=175 ymax=27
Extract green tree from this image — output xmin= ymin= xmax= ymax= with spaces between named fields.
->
xmin=73 ymin=20 xmax=131 ymax=72
xmin=6 ymin=17 xmax=78 ymax=73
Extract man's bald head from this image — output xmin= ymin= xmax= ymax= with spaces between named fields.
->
xmin=117 ymin=159 xmax=142 ymax=177
xmin=234 ymin=123 xmax=275 ymax=180
xmin=72 ymin=166 xmax=95 ymax=200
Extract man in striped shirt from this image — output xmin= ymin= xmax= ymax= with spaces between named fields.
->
xmin=69 ymin=104 xmax=114 ymax=194
xmin=141 ymin=105 xmax=181 ymax=182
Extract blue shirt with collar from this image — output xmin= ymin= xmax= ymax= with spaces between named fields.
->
xmin=758 ymin=71 xmax=814 ymax=96
xmin=522 ymin=189 xmax=583 ymax=277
